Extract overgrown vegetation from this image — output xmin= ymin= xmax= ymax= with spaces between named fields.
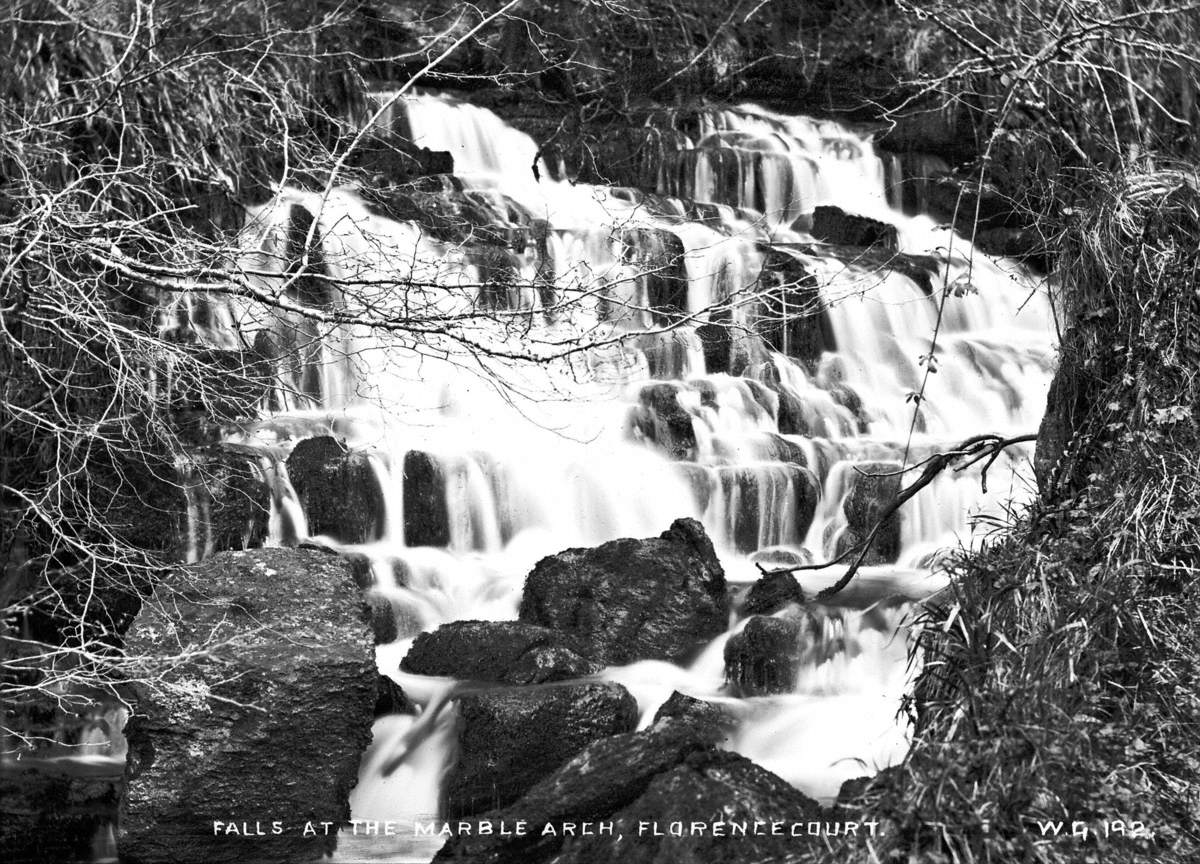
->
xmin=828 ymin=170 xmax=1200 ymax=864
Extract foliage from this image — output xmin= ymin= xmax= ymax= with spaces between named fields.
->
xmin=817 ymin=170 xmax=1200 ymax=863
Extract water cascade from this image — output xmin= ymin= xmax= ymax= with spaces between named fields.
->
xmin=190 ymin=94 xmax=1054 ymax=861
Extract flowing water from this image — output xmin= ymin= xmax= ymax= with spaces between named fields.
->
xmin=187 ymin=95 xmax=1051 ymax=860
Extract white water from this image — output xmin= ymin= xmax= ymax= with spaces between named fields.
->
xmin=186 ymin=94 xmax=1054 ymax=859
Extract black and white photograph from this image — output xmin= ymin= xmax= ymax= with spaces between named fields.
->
xmin=2 ymin=2 xmax=1197 ymax=862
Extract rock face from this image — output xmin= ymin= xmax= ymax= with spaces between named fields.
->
xmin=286 ymin=436 xmax=386 ymax=543
xmin=435 ymin=719 xmax=823 ymax=864
xmin=120 ymin=549 xmax=376 ymax=864
xmin=400 ymin=620 xmax=601 ymax=685
xmin=445 ymin=683 xmax=638 ymax=817
xmin=519 ymin=518 xmax=729 ymax=666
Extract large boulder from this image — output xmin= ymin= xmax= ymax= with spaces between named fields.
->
xmin=445 ymin=683 xmax=638 ymax=817
xmin=400 ymin=620 xmax=601 ymax=685
xmin=519 ymin=518 xmax=729 ymax=666
xmin=434 ymin=719 xmax=823 ymax=864
xmin=120 ymin=548 xmax=376 ymax=864
xmin=435 ymin=720 xmax=719 ymax=863
xmin=286 ymin=436 xmax=386 ymax=543
xmin=550 ymin=749 xmax=825 ymax=864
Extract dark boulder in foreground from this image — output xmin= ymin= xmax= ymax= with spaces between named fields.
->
xmin=445 ymin=683 xmax=638 ymax=818
xmin=286 ymin=436 xmax=386 ymax=543
xmin=435 ymin=719 xmax=823 ymax=864
xmin=401 ymin=620 xmax=601 ymax=685
xmin=519 ymin=518 xmax=729 ymax=666
xmin=552 ymin=750 xmax=824 ymax=864
xmin=120 ymin=549 xmax=376 ymax=864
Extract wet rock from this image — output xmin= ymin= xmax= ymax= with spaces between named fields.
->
xmin=434 ymin=720 xmax=719 ymax=863
xmin=520 ymin=518 xmax=728 ymax=666
xmin=651 ymin=691 xmax=732 ymax=736
xmin=170 ymin=448 xmax=272 ymax=558
xmin=403 ymin=450 xmax=451 ymax=547
xmin=834 ymin=525 xmax=900 ymax=566
xmin=286 ymin=436 xmax=386 ymax=543
xmin=761 ymin=433 xmax=809 ymax=467
xmin=374 ymin=676 xmax=414 ymax=717
xmin=696 ymin=319 xmax=733 ymax=374
xmin=696 ymin=309 xmax=770 ymax=376
xmin=362 ymin=592 xmax=398 ymax=645
xmin=619 ymin=227 xmax=688 ymax=324
xmin=724 ymin=609 xmax=850 ymax=696
xmin=740 ymin=569 xmax=806 ymax=617
xmin=350 ymin=136 xmax=454 ymax=185
xmin=724 ymin=615 xmax=805 ymax=696
xmin=339 ymin=551 xmax=377 ymax=589
xmin=445 ymin=683 xmax=638 ymax=817
xmin=552 ymin=749 xmax=824 ymax=864
xmin=400 ymin=621 xmax=601 ymax=685
xmin=811 ymin=205 xmax=898 ymax=250
xmin=838 ymin=460 xmax=903 ymax=564
xmin=753 ymin=249 xmax=831 ymax=366
xmin=121 ymin=548 xmax=376 ymax=864
xmin=749 ymin=545 xmax=814 ymax=570
xmin=629 ymin=383 xmax=697 ymax=461
xmin=719 ymin=465 xmax=820 ymax=554
xmin=435 ymin=720 xmax=821 ymax=864
xmin=673 ymin=463 xmax=714 ymax=513
xmin=364 ymin=176 xmax=536 ymax=250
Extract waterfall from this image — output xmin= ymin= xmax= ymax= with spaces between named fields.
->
xmin=205 ymin=93 xmax=1053 ymax=856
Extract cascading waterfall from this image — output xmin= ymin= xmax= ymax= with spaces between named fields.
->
xmin=183 ymin=93 xmax=1054 ymax=861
